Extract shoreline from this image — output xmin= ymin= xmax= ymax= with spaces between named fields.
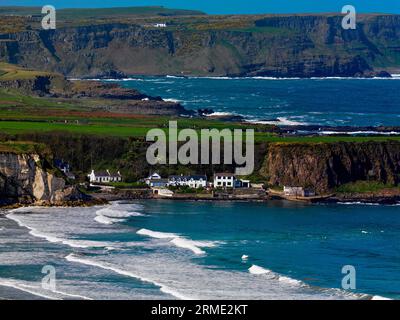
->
xmin=1 ymin=190 xmax=399 ymax=211
xmin=0 ymin=284 xmax=48 ymax=300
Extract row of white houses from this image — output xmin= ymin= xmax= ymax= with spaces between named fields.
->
xmin=87 ymin=171 xmax=316 ymax=197
xmin=145 ymin=173 xmax=250 ymax=189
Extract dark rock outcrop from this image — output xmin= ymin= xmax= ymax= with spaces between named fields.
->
xmin=260 ymin=141 xmax=400 ymax=193
xmin=1 ymin=14 xmax=399 ymax=77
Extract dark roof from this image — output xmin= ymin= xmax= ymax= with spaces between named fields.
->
xmin=188 ymin=175 xmax=207 ymax=180
xmin=150 ymin=179 xmax=169 ymax=183
xmin=169 ymin=175 xmax=207 ymax=181
xmin=214 ymin=173 xmax=235 ymax=177
xmin=93 ymin=171 xmax=121 ymax=177
xmin=95 ymin=171 xmax=109 ymax=177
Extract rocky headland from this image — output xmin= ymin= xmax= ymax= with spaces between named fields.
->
xmin=0 ymin=13 xmax=399 ymax=78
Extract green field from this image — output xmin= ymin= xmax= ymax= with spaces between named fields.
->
xmin=1 ymin=63 xmax=400 ymax=144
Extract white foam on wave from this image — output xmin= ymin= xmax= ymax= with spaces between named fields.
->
xmin=170 ymin=238 xmax=210 ymax=255
xmin=371 ymin=295 xmax=392 ymax=300
xmin=96 ymin=207 xmax=143 ymax=218
xmin=248 ymin=264 xmax=387 ymax=299
xmin=248 ymin=265 xmax=273 ymax=275
xmin=337 ymin=202 xmax=381 ymax=206
xmin=94 ymin=215 xmax=123 ymax=225
xmin=95 ymin=207 xmax=142 ymax=224
xmin=163 ymin=98 xmax=181 ymax=103
xmin=249 ymin=264 xmax=305 ymax=287
xmin=206 ymin=111 xmax=236 ymax=117
xmin=65 ymin=254 xmax=190 ymax=300
xmin=137 ymin=228 xmax=179 ymax=239
xmin=247 ymin=117 xmax=307 ymax=126
xmin=7 ymin=213 xmax=112 ymax=249
xmin=137 ymin=228 xmax=217 ymax=255
xmin=0 ymin=278 xmax=92 ymax=300
xmin=319 ymin=130 xmax=400 ymax=136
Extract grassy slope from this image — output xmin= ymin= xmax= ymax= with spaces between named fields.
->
xmin=0 ymin=88 xmax=400 ymax=142
xmin=0 ymin=140 xmax=48 ymax=154
xmin=0 ymin=62 xmax=56 ymax=80
xmin=0 ymin=63 xmax=399 ymax=143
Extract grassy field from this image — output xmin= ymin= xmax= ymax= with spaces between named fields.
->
xmin=336 ymin=181 xmax=400 ymax=193
xmin=1 ymin=119 xmax=400 ymax=144
xmin=0 ymin=89 xmax=399 ymax=142
xmin=0 ymin=63 xmax=55 ymax=81
xmin=1 ymin=62 xmax=400 ymax=143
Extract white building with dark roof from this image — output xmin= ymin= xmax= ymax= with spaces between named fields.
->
xmin=213 ymin=173 xmax=250 ymax=189
xmin=168 ymin=175 xmax=207 ymax=189
xmin=88 ymin=170 xmax=122 ymax=183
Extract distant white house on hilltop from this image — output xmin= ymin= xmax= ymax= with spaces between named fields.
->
xmin=88 ymin=170 xmax=122 ymax=183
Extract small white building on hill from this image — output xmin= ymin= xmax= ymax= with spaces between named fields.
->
xmin=88 ymin=170 xmax=122 ymax=183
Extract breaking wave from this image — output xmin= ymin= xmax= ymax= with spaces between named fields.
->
xmin=65 ymin=254 xmax=190 ymax=300
xmin=136 ymin=228 xmax=218 ymax=255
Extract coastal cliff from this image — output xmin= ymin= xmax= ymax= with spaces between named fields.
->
xmin=261 ymin=141 xmax=400 ymax=193
xmin=0 ymin=143 xmax=85 ymax=206
xmin=0 ymin=14 xmax=399 ymax=78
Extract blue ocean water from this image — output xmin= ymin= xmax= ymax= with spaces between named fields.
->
xmin=108 ymin=76 xmax=400 ymax=127
xmin=1 ymin=201 xmax=399 ymax=299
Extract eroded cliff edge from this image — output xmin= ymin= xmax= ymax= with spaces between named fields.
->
xmin=0 ymin=14 xmax=399 ymax=78
xmin=0 ymin=143 xmax=87 ymax=206
xmin=260 ymin=141 xmax=400 ymax=194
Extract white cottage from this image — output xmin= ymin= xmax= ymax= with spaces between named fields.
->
xmin=88 ymin=170 xmax=122 ymax=183
xmin=168 ymin=175 xmax=207 ymax=189
xmin=213 ymin=173 xmax=250 ymax=189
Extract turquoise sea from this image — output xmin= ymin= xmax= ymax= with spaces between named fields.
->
xmin=107 ymin=76 xmax=400 ymax=127
xmin=0 ymin=200 xmax=399 ymax=299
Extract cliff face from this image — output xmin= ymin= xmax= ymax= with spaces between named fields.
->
xmin=0 ymin=75 xmax=54 ymax=95
xmin=0 ymin=15 xmax=399 ymax=77
xmin=0 ymin=152 xmax=82 ymax=206
xmin=260 ymin=141 xmax=400 ymax=193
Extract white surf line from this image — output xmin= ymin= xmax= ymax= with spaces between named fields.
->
xmin=6 ymin=213 xmax=111 ymax=249
xmin=49 ymin=288 xmax=93 ymax=300
xmin=0 ymin=279 xmax=92 ymax=300
xmin=0 ymin=280 xmax=60 ymax=300
xmin=65 ymin=253 xmax=192 ymax=300
xmin=136 ymin=228 xmax=218 ymax=255
xmin=248 ymin=264 xmax=389 ymax=300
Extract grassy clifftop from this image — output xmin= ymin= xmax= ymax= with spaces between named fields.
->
xmin=1 ymin=10 xmax=399 ymax=77
xmin=0 ymin=140 xmax=49 ymax=155
xmin=0 ymin=6 xmax=205 ymax=19
xmin=0 ymin=62 xmax=56 ymax=80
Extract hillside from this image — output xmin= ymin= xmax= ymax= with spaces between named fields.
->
xmin=0 ymin=9 xmax=399 ymax=77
